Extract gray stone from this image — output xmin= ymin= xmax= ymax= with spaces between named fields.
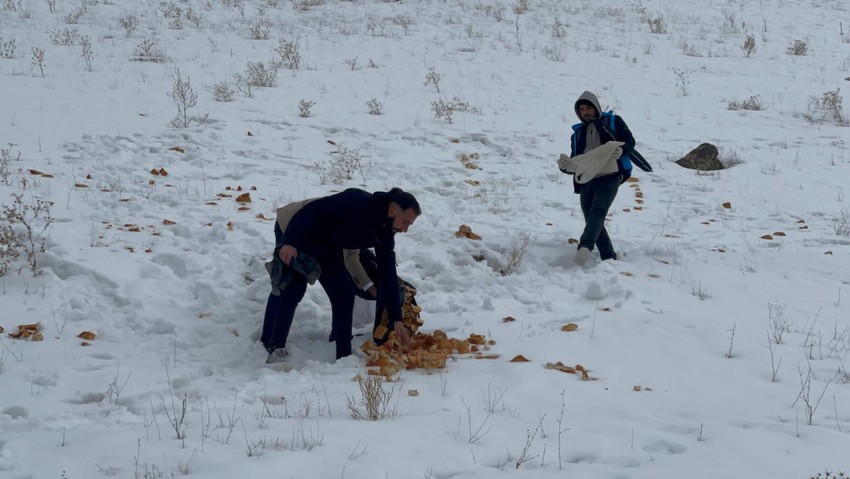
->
xmin=676 ymin=143 xmax=725 ymax=171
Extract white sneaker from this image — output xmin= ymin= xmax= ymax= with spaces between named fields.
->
xmin=575 ymin=247 xmax=592 ymax=266
xmin=265 ymin=348 xmax=288 ymax=364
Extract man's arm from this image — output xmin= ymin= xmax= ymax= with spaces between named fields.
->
xmin=374 ymin=236 xmax=402 ymax=326
xmin=613 ymin=116 xmax=636 ymax=157
xmin=569 ymin=131 xmax=578 ymax=158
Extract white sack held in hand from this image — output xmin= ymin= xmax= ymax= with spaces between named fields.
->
xmin=561 ymin=141 xmax=625 ymax=184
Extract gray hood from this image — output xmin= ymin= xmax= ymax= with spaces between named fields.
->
xmin=574 ymin=91 xmax=603 ymax=122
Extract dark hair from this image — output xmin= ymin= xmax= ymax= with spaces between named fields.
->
xmin=388 ymin=187 xmax=421 ymax=215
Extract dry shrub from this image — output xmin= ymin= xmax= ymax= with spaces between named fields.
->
xmin=347 ymin=374 xmax=396 ymax=421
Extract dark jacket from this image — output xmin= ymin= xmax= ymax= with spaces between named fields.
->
xmin=569 ymin=91 xmax=636 ymax=192
xmin=284 ymin=188 xmax=403 ymax=326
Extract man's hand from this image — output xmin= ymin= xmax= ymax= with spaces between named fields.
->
xmin=367 ymin=285 xmax=378 ymax=299
xmin=557 ymin=153 xmax=570 ymax=170
xmin=393 ymin=321 xmax=412 ymax=347
xmin=609 ymin=147 xmax=623 ymax=161
xmin=278 ymin=245 xmax=297 ymax=265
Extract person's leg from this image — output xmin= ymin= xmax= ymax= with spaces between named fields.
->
xmin=261 ymin=274 xmax=307 ymax=353
xmin=578 ymin=175 xmax=619 ymax=258
xmin=319 ymin=253 xmax=356 ymax=359
xmin=592 ymin=176 xmax=620 ymax=260
xmin=262 ymin=222 xmax=304 ymax=352
xmin=578 ymin=183 xmax=596 ymax=252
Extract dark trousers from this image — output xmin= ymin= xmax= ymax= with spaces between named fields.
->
xmin=261 ymin=225 xmax=355 ymax=359
xmin=578 ymin=174 xmax=620 ymax=261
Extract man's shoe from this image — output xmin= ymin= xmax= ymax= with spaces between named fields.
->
xmin=265 ymin=348 xmax=289 ymax=364
xmin=575 ymin=247 xmax=592 ymax=266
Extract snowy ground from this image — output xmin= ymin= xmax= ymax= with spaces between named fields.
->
xmin=1 ymin=0 xmax=850 ymax=478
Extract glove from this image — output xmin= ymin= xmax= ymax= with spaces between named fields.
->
xmin=557 ymin=153 xmax=571 ymax=171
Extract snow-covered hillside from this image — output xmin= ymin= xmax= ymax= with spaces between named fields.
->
xmin=1 ymin=1 xmax=849 ymax=478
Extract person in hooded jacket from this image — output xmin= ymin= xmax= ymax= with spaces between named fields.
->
xmin=261 ymin=187 xmax=420 ymax=363
xmin=558 ymin=91 xmax=636 ymax=266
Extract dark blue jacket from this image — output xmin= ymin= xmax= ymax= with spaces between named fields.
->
xmin=285 ymin=189 xmax=403 ymax=325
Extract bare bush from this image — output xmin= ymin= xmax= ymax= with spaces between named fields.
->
xmin=275 ymin=40 xmax=301 ymax=69
xmin=672 ymin=67 xmax=693 ymax=96
xmin=232 ymin=61 xmax=278 ymax=98
xmin=245 ymin=61 xmax=277 ymax=87
xmin=0 ymin=37 xmax=16 ymax=59
xmin=768 ymin=303 xmax=789 ymax=344
xmin=515 ymin=415 xmax=545 ymax=469
xmin=793 ymin=364 xmax=832 ymax=426
xmin=1 ymin=178 xmax=54 ymax=276
xmin=295 ymin=0 xmax=325 ymax=11
xmin=80 ymin=34 xmax=93 ymax=72
xmin=51 ymin=28 xmax=79 ymax=46
xmin=500 ymin=232 xmax=531 ymax=275
xmin=64 ymin=7 xmax=84 ymax=25
xmin=207 ymin=81 xmax=235 ymax=102
xmin=232 ymin=73 xmax=253 ymax=98
xmin=2 ymin=0 xmax=20 ymax=12
xmin=161 ymin=2 xmax=183 ymax=30
xmin=167 ymin=68 xmax=198 ymax=128
xmin=787 ymin=39 xmax=808 ymax=56
xmin=543 ymin=43 xmax=565 ymax=62
xmin=0 ymin=147 xmax=20 ymax=185
xmin=347 ymin=374 xmax=397 ymax=421
xmin=185 ymin=8 xmax=201 ymax=28
xmin=680 ymin=41 xmax=702 ymax=57
xmin=391 ymin=14 xmax=411 ymax=35
xmin=118 ymin=14 xmax=139 ymax=37
xmin=647 ymin=15 xmax=666 ymax=34
xmin=249 ymin=21 xmax=270 ymax=40
xmin=808 ymin=471 xmax=849 ymax=479
xmin=298 ymin=99 xmax=315 ymax=118
xmin=31 ymin=47 xmax=45 ymax=76
xmin=132 ymin=39 xmax=165 ymax=63
xmin=366 ymin=16 xmax=389 ymax=36
xmin=314 ymin=145 xmax=371 ymax=186
xmin=431 ymin=97 xmax=480 ymax=124
xmin=806 ymin=89 xmax=845 ymax=124
xmin=552 ymin=19 xmax=566 ymax=38
xmin=365 ymin=98 xmax=383 ymax=115
xmin=721 ymin=11 xmax=740 ymax=34
xmin=344 ymin=57 xmax=359 ymax=71
xmin=0 ymin=224 xmax=20 ymax=277
xmin=161 ymin=363 xmax=188 ymax=441
xmin=834 ymin=208 xmax=850 ymax=237
xmin=742 ymin=33 xmax=756 ymax=57
xmin=817 ymin=89 xmax=845 ymax=123
xmin=423 ymin=67 xmax=441 ymax=93
xmin=728 ymin=95 xmax=762 ymax=111
xmin=222 ymin=0 xmax=246 ymax=12
xmin=512 ymin=0 xmax=530 ymax=14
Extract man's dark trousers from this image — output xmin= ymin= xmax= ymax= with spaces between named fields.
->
xmin=578 ymin=174 xmax=620 ymax=261
xmin=261 ymin=226 xmax=355 ymax=359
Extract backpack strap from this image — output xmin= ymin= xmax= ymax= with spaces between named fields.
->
xmin=601 ymin=111 xmax=616 ymax=137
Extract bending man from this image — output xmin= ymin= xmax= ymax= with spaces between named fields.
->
xmin=261 ymin=187 xmax=421 ymax=362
